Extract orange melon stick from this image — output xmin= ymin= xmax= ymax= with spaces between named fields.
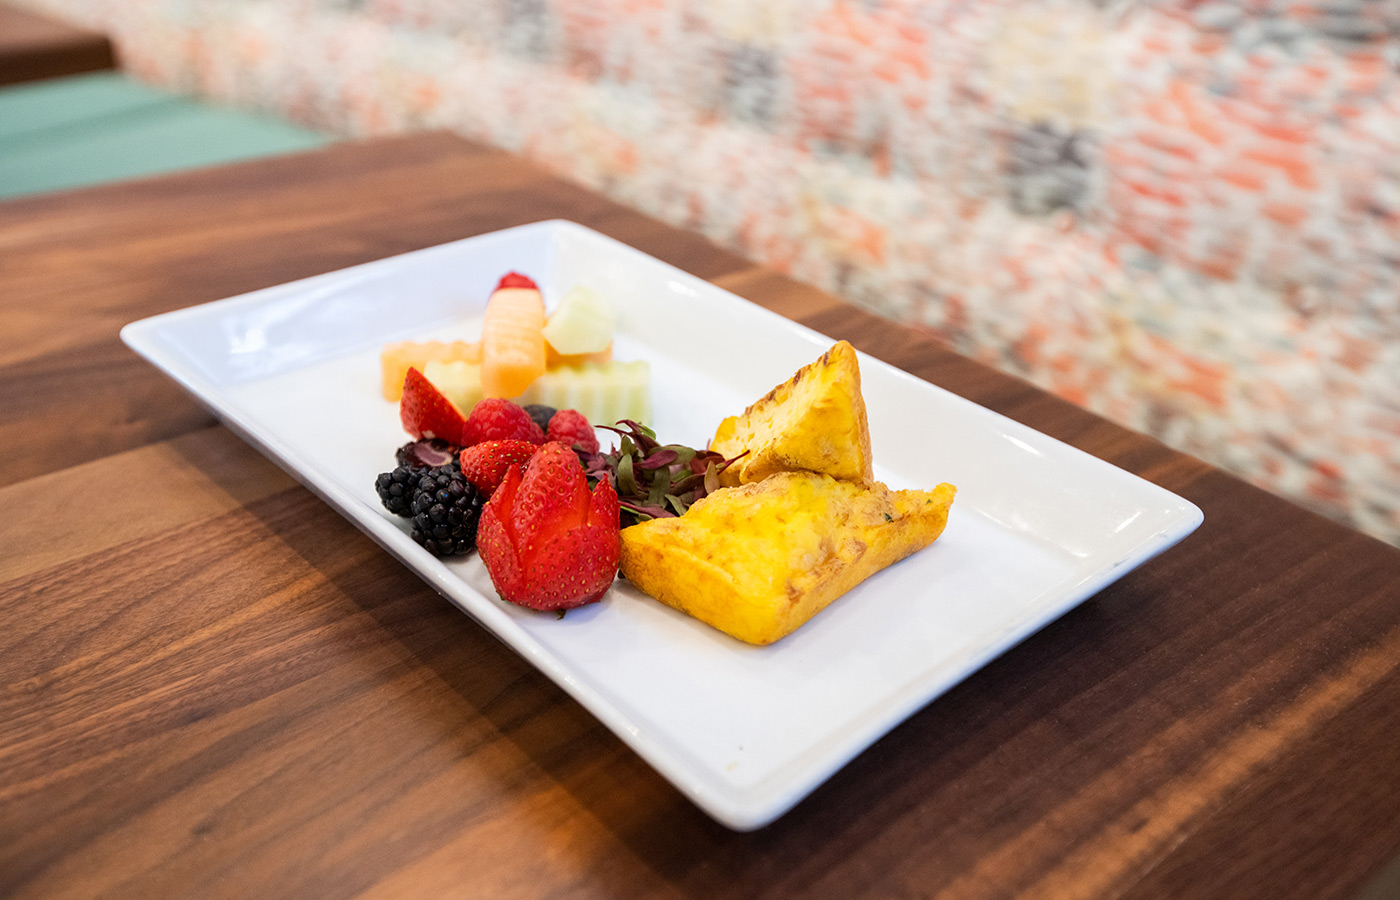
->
xmin=380 ymin=340 xmax=480 ymax=401
xmin=480 ymin=274 xmax=547 ymax=398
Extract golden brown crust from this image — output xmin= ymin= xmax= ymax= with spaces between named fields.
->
xmin=619 ymin=474 xmax=956 ymax=645
xmin=710 ymin=341 xmax=873 ymax=487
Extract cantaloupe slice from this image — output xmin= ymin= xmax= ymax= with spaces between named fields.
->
xmin=380 ymin=340 xmax=480 ymax=401
xmin=480 ymin=285 xmax=547 ymax=398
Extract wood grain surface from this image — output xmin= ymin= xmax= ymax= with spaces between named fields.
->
xmin=2 ymin=132 xmax=1398 ymax=900
xmin=0 ymin=3 xmax=115 ymax=86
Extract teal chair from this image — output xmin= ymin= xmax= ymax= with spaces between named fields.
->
xmin=0 ymin=71 xmax=330 ymax=198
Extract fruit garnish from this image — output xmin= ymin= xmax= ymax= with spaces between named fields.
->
xmin=395 ymin=438 xmax=460 ymax=469
xmin=462 ymin=397 xmax=546 ymax=446
xmin=477 ymin=442 xmax=621 ymax=611
xmin=422 ymin=360 xmax=484 ymax=414
xmin=496 ymin=272 xmax=538 ymax=291
xmin=375 ymin=456 xmax=485 ymax=556
xmin=459 ymin=439 xmax=539 ymax=495
xmin=545 ymin=342 xmax=613 ymax=369
xmin=401 ymin=366 xmax=468 ymax=443
xmin=409 ymin=465 xmax=485 ymax=557
xmin=582 ymin=420 xmax=743 ymax=527
xmin=381 ymin=340 xmax=480 ymax=401
xmin=542 ymin=285 xmax=615 ymax=355
xmin=374 ymin=467 xmax=419 ymax=517
xmin=480 ymin=275 xmax=547 ymax=398
xmin=518 ymin=360 xmax=651 ymax=425
xmin=546 ymin=408 xmax=599 ymax=455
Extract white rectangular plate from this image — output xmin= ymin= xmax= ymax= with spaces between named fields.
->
xmin=122 ymin=220 xmax=1202 ymax=830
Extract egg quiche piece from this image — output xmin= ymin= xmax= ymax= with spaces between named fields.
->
xmin=709 ymin=340 xmax=873 ymax=487
xmin=619 ymin=472 xmax=956 ymax=645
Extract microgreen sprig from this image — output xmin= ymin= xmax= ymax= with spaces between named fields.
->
xmin=582 ymin=420 xmax=744 ymax=527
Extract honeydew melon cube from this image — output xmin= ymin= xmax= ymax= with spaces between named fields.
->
xmin=519 ymin=360 xmax=651 ymax=426
xmin=542 ymin=285 xmax=616 ymax=355
xmin=422 ymin=360 xmax=485 ymax=414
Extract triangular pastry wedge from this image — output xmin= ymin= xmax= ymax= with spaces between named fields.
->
xmin=709 ymin=340 xmax=873 ymax=487
xmin=619 ymin=472 xmax=955 ymax=645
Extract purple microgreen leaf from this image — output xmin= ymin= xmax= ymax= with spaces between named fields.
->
xmin=718 ymin=450 xmax=747 ymax=470
xmin=637 ymin=448 xmax=678 ymax=470
xmin=616 ymin=419 xmax=656 ymax=439
xmin=663 ymin=445 xmax=697 ymax=467
xmin=589 ymin=420 xmax=737 ymax=523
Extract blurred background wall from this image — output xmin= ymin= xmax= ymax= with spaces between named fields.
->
xmin=14 ymin=0 xmax=1400 ymax=547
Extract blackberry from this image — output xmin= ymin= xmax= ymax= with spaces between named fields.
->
xmin=523 ymin=403 xmax=557 ymax=434
xmin=375 ymin=466 xmax=420 ymax=517
xmin=378 ymin=440 xmax=464 ymax=518
xmin=409 ymin=465 xmax=485 ymax=557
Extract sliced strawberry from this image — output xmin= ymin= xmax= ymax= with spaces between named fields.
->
xmin=511 ymin=441 xmax=591 ymax=551
xmin=477 ymin=466 xmax=525 ymax=599
xmin=519 ymin=513 xmax=618 ymax=609
xmin=477 ymin=442 xmax=620 ymax=611
xmin=533 ymin=477 xmax=621 ymax=608
xmin=459 ymin=439 xmax=538 ymax=495
xmin=588 ymin=470 xmax=621 ymax=526
xmin=486 ymin=464 xmax=522 ymax=546
xmin=400 ymin=367 xmax=467 ymax=443
xmin=476 ymin=469 xmax=525 ymax=597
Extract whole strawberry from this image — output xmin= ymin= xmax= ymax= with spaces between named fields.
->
xmin=546 ymin=408 xmax=599 ymax=455
xmin=477 ymin=441 xmax=620 ymax=611
xmin=459 ymin=439 xmax=538 ymax=495
xmin=462 ymin=397 xmax=546 ymax=447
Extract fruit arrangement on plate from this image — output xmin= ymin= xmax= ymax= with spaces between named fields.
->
xmin=379 ymin=272 xmax=648 ymax=424
xmin=373 ymin=273 xmax=956 ymax=644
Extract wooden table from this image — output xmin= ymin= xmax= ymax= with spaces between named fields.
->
xmin=0 ymin=3 xmax=115 ymax=87
xmin=3 ymin=133 xmax=1398 ymax=900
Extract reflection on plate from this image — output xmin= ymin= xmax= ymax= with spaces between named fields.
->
xmin=122 ymin=220 xmax=1203 ymax=830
